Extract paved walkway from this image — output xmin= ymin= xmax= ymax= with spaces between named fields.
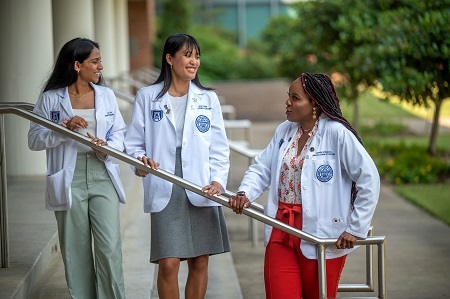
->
xmin=0 ymin=161 xmax=243 ymax=299
xmin=1 ymin=80 xmax=450 ymax=298
xmin=2 ymin=121 xmax=450 ymax=298
xmin=226 ymin=121 xmax=450 ymax=299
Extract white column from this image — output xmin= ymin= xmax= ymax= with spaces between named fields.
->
xmin=52 ymin=0 xmax=95 ymax=55
xmin=0 ymin=0 xmax=54 ymax=176
xmin=114 ymin=0 xmax=130 ymax=76
xmin=93 ymin=0 xmax=118 ymax=79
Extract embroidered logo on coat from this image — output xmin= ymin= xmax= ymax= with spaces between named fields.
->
xmin=316 ymin=164 xmax=333 ymax=182
xmin=151 ymin=110 xmax=163 ymax=122
xmin=195 ymin=115 xmax=210 ymax=133
xmin=50 ymin=111 xmax=60 ymax=123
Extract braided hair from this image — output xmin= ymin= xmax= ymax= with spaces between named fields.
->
xmin=300 ymin=72 xmax=361 ymax=207
xmin=301 ymin=73 xmax=362 ymax=144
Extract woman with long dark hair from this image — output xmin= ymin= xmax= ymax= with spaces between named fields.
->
xmin=28 ymin=37 xmax=127 ymax=299
xmin=125 ymin=33 xmax=231 ymax=299
xmin=230 ymin=73 xmax=380 ymax=299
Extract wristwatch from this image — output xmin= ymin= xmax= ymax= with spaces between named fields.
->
xmin=237 ymin=191 xmax=246 ymax=196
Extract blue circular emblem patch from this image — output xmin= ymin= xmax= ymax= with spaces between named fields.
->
xmin=316 ymin=164 xmax=333 ymax=182
xmin=195 ymin=115 xmax=210 ymax=133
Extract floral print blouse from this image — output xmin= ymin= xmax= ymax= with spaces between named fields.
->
xmin=278 ymin=120 xmax=319 ymax=204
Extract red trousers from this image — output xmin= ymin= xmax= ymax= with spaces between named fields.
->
xmin=264 ymin=202 xmax=347 ymax=299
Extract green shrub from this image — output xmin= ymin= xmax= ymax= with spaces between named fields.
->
xmin=361 ymin=122 xmax=408 ymax=136
xmin=366 ymin=143 xmax=450 ymax=184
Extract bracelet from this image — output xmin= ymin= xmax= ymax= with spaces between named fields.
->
xmin=237 ymin=191 xmax=246 ymax=196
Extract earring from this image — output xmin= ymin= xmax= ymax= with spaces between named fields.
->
xmin=312 ymin=107 xmax=317 ymax=119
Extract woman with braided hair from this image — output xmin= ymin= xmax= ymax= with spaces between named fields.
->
xmin=229 ymin=73 xmax=380 ymax=299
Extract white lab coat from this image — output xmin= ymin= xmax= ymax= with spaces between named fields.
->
xmin=238 ymin=115 xmax=380 ymax=259
xmin=124 ymin=82 xmax=230 ymax=213
xmin=28 ymin=83 xmax=127 ymax=211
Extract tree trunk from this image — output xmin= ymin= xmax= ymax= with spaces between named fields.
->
xmin=353 ymin=98 xmax=360 ymax=131
xmin=351 ymin=87 xmax=360 ymax=131
xmin=427 ymin=99 xmax=442 ymax=156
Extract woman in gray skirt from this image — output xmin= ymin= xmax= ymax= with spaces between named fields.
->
xmin=124 ymin=33 xmax=230 ymax=298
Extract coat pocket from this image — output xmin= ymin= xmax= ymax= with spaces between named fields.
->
xmin=46 ymin=168 xmax=70 ymax=208
xmin=317 ymin=219 xmax=347 ymax=252
xmin=311 ymin=159 xmax=337 ymax=185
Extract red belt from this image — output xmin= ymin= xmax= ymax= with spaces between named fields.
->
xmin=277 ymin=203 xmax=302 ymax=249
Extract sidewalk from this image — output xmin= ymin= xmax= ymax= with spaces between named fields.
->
xmin=227 ymin=121 xmax=450 ymax=299
xmin=2 ymin=121 xmax=450 ymax=298
xmin=0 ymin=161 xmax=243 ymax=299
xmin=1 ymin=98 xmax=450 ymax=298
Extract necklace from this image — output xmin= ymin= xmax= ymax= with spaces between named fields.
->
xmin=68 ymin=88 xmax=91 ymax=100
xmin=301 ymin=126 xmax=313 ymax=132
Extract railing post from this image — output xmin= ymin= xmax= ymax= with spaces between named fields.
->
xmin=378 ymin=242 xmax=387 ymax=299
xmin=0 ymin=114 xmax=9 ymax=268
xmin=317 ymin=244 xmax=327 ymax=299
xmin=366 ymin=227 xmax=374 ymax=289
xmin=247 ymin=156 xmax=258 ymax=247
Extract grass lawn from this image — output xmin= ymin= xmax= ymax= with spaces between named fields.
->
xmin=339 ymin=92 xmax=450 ymax=227
xmin=340 ymin=93 xmax=414 ymax=122
xmin=340 ymin=92 xmax=450 ymax=123
xmin=391 ymin=97 xmax=450 ymax=119
xmin=393 ymin=184 xmax=450 ymax=226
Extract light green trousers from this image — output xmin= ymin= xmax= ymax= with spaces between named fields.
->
xmin=55 ymin=152 xmax=125 ymax=299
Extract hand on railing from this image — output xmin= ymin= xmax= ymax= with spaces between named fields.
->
xmin=136 ymin=156 xmax=160 ymax=176
xmin=229 ymin=191 xmax=251 ymax=214
xmin=61 ymin=116 xmax=88 ymax=131
xmin=86 ymin=132 xmax=108 ymax=160
xmin=201 ymin=181 xmax=223 ymax=197
xmin=335 ymin=231 xmax=358 ymax=249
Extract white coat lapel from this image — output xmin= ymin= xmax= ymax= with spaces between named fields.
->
xmin=159 ymin=94 xmax=175 ymax=128
xmin=276 ymin=123 xmax=298 ymax=171
xmin=93 ymin=83 xmax=105 ymax=113
xmin=184 ymin=88 xmax=201 ymax=130
xmin=93 ymin=84 xmax=106 ymax=137
xmin=59 ymin=88 xmax=73 ymax=118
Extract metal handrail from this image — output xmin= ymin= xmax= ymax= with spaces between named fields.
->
xmin=0 ymin=102 xmax=35 ymax=110
xmin=0 ymin=104 xmax=386 ymax=299
xmin=225 ymin=130 xmax=386 ymax=298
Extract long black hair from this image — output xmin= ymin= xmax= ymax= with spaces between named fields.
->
xmin=301 ymin=72 xmax=361 ymax=207
xmin=153 ymin=33 xmax=212 ymax=99
xmin=43 ymin=37 xmax=104 ymax=92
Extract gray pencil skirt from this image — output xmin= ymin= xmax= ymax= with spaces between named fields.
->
xmin=150 ymin=148 xmax=231 ymax=263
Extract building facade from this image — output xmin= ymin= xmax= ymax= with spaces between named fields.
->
xmin=0 ymin=0 xmax=154 ymax=176
xmin=191 ymin=0 xmax=294 ymax=47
